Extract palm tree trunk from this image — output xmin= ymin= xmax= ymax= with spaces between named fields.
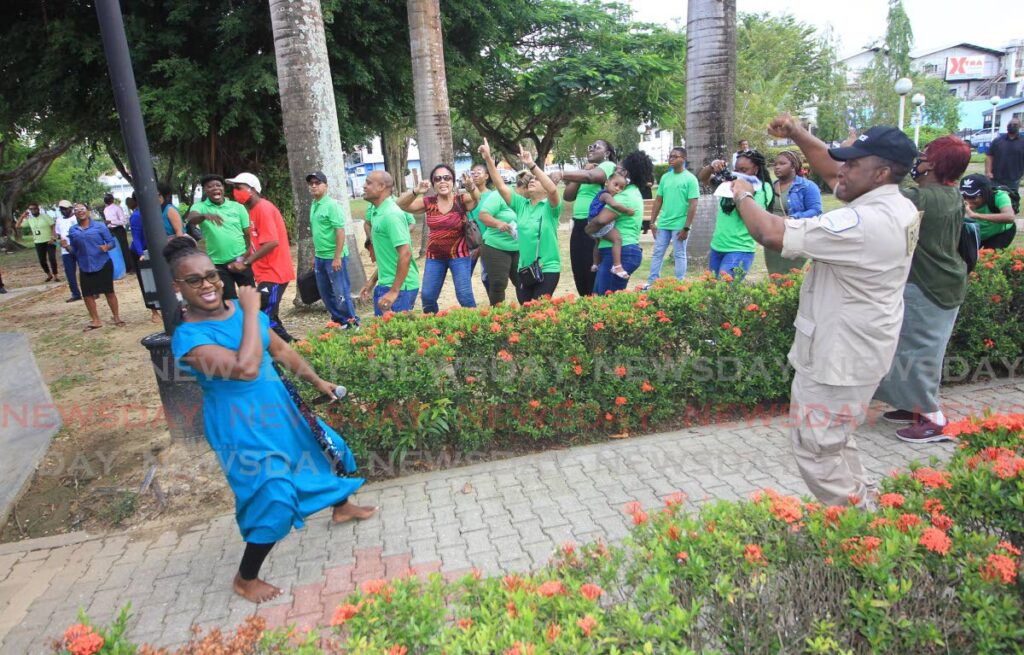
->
xmin=685 ymin=0 xmax=736 ymax=271
xmin=268 ymin=0 xmax=366 ymax=300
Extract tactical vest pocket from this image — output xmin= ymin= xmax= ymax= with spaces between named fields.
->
xmin=792 ymin=314 xmax=816 ymax=369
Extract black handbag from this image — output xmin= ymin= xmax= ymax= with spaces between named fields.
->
xmin=297 ymin=269 xmax=320 ymax=304
xmin=517 ymin=221 xmax=544 ymax=287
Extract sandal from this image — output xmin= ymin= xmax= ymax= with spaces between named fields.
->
xmin=590 ymin=264 xmax=599 ymax=272
xmin=114 ymin=320 xmax=127 ymax=327
xmin=83 ymin=324 xmax=102 ymax=331
xmin=611 ymin=265 xmax=630 ymax=279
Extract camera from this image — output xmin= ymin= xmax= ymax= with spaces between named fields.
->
xmin=710 ymin=169 xmax=736 ymax=186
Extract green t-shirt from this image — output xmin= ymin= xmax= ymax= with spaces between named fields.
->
xmin=655 ymin=169 xmax=701 ymax=230
xmin=972 ymin=189 xmax=1015 ymax=241
xmin=27 ymin=214 xmax=55 ymax=245
xmin=599 ymin=184 xmax=643 ymax=249
xmin=571 ymin=161 xmax=617 ymax=219
xmin=903 ymin=185 xmax=966 ymax=309
xmin=509 ymin=193 xmax=562 ymax=273
xmin=189 ymin=198 xmax=250 ymax=264
xmin=467 ymin=189 xmax=491 ymax=232
xmin=477 ymin=191 xmax=519 ymax=252
xmin=366 ymin=203 xmax=415 ymax=227
xmin=709 ymin=185 xmax=774 ymax=253
xmin=370 ymin=197 xmax=419 ymax=291
xmin=310 ymin=196 xmax=349 ymax=259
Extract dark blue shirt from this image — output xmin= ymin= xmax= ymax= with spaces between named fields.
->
xmin=129 ymin=208 xmax=145 ymax=256
xmin=68 ymin=220 xmax=114 ymax=273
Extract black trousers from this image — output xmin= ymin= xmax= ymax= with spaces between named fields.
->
xmin=980 ymin=223 xmax=1017 ymax=250
xmin=479 ymin=244 xmax=519 ymax=306
xmin=258 ymin=281 xmax=294 ymax=341
xmin=569 ymin=219 xmax=595 ymax=297
xmin=109 ymin=226 xmax=133 ymax=273
xmin=516 ymin=272 xmax=560 ymax=304
xmin=35 ymin=242 xmax=59 ymax=276
xmin=215 ymin=263 xmax=255 ymax=300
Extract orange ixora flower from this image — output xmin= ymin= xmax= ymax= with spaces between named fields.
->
xmin=529 ymin=400 xmax=541 ymax=408
xmin=504 ymin=642 xmax=536 ymax=655
xmin=387 ymin=646 xmax=408 ymax=655
xmin=919 ymin=527 xmax=952 ymax=555
xmin=631 ymin=510 xmax=649 ymax=525
xmin=497 ymin=349 xmax=514 ymax=362
xmin=577 ymin=615 xmax=598 ymax=637
xmin=573 ymin=365 xmax=584 ymax=376
xmin=579 ymin=583 xmax=603 ymax=600
xmin=546 ymin=623 xmax=562 ymax=643
xmin=641 ymin=380 xmax=655 ymax=393
xmin=878 ymin=493 xmax=905 ymax=509
xmin=896 ymin=513 xmax=923 ymax=533
xmin=330 ymin=603 xmax=360 ymax=626
xmin=67 ymin=632 xmax=104 ymax=655
xmin=537 ymin=580 xmax=566 ymax=597
xmin=664 ymin=491 xmax=686 ymax=508
xmin=614 ymin=396 xmax=628 ymax=406
xmin=744 ymin=544 xmax=767 ymax=566
xmin=912 ymin=467 xmax=952 ymax=489
xmin=615 ymin=365 xmax=627 ymax=377
xmin=361 ymin=578 xmax=394 ymax=596
xmin=746 ymin=303 xmax=759 ymax=311
xmin=823 ymin=505 xmax=847 ymax=527
xmin=592 ymin=321 xmax=605 ymax=330
xmin=998 ymin=541 xmax=1023 ymax=557
xmin=980 ymin=554 xmax=1018 ymax=584
xmin=676 ymin=551 xmax=689 ymax=564
xmin=457 ymin=617 xmax=473 ymax=630
xmin=732 ymin=327 xmax=743 ymax=337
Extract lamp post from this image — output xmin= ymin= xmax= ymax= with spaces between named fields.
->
xmin=990 ymin=95 xmax=1001 ymax=135
xmin=911 ymin=93 xmax=925 ymax=146
xmin=895 ymin=77 xmax=913 ymax=131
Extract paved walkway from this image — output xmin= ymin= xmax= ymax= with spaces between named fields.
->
xmin=1 ymin=378 xmax=1023 ymax=653
xmin=0 ymin=333 xmax=62 ymax=529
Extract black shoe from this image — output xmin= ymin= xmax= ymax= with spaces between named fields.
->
xmin=66 ymin=296 xmax=82 ymax=303
xmin=0 ymin=287 xmax=7 ymax=294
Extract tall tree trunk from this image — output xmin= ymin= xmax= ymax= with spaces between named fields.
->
xmin=381 ymin=126 xmax=413 ymax=195
xmin=268 ymin=0 xmax=365 ymax=303
xmin=685 ymin=0 xmax=736 ymax=271
xmin=408 ymin=0 xmax=455 ymax=256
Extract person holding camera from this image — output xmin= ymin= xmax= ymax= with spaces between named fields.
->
xmin=697 ymin=150 xmax=775 ymax=279
xmin=729 ymin=116 xmax=920 ymax=508
xmin=398 ymin=164 xmax=479 ymax=313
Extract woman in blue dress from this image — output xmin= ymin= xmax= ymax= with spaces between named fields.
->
xmin=164 ymin=236 xmax=376 ymax=603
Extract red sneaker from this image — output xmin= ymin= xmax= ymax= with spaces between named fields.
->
xmin=896 ymin=420 xmax=953 ymax=444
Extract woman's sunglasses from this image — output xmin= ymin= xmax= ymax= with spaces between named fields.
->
xmin=175 ymin=271 xmax=220 ymax=289
xmin=432 ymin=174 xmax=453 ymax=182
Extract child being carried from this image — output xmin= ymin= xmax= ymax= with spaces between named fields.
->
xmin=585 ymin=171 xmax=632 ymax=279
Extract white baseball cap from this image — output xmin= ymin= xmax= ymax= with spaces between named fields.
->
xmin=225 ymin=172 xmax=261 ymax=193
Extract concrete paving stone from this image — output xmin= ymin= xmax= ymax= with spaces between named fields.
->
xmin=353 ymin=526 xmax=383 ymax=551
xmin=403 ymin=500 xmax=432 ymax=521
xmin=158 ymin=610 xmax=199 ymax=646
xmin=431 ymin=504 xmax=458 ymax=525
xmin=541 ymin=524 xmax=578 ymax=546
xmin=408 ymin=538 xmax=440 ymax=566
xmin=427 ymin=487 xmax=454 ymax=507
xmin=536 ymin=508 xmax=569 ymax=530
xmin=523 ymin=541 xmax=557 ymax=568
xmin=295 ymin=560 xmax=326 ymax=586
xmin=0 ymin=627 xmax=45 ymax=655
xmin=462 ymin=530 xmax=495 ymax=556
xmin=514 ymin=518 xmax=548 ymax=546
xmin=505 ymin=502 xmax=536 ymax=523
xmin=437 ymin=545 xmax=470 ymax=570
xmin=482 ymin=516 xmax=518 ymax=539
xmin=434 ymin=523 xmax=464 ymax=548
xmin=382 ymin=533 xmax=409 ymax=558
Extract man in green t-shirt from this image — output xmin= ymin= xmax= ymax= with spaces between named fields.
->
xmin=307 ymin=170 xmax=359 ymax=327
xmin=186 ymin=174 xmax=253 ymax=299
xmin=17 ymin=203 xmax=60 ymax=282
xmin=645 ymin=147 xmax=700 ymax=289
xmin=358 ymin=171 xmax=419 ymax=315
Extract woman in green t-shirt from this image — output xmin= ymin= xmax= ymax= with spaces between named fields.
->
xmin=959 ymin=173 xmax=1018 ymax=250
xmin=558 ymin=139 xmax=617 ymax=296
xmin=697 ymin=150 xmax=775 ymax=279
xmin=875 ymin=136 xmax=972 ymax=443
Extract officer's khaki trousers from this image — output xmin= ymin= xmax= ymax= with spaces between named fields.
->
xmin=789 ymin=372 xmax=877 ymax=507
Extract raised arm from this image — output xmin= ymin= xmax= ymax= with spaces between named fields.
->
xmin=520 ymin=146 xmax=559 ymax=207
xmin=460 ymin=172 xmax=479 ymax=211
xmin=181 ymin=287 xmax=265 ymax=381
xmin=479 ymin=139 xmax=512 ymax=205
xmin=397 ymin=180 xmax=429 ymax=213
xmin=768 ymin=114 xmax=839 ymax=191
xmin=560 ymin=164 xmax=609 ymax=185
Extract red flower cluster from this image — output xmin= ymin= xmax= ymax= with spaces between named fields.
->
xmin=744 ymin=544 xmax=767 ymax=566
xmin=919 ymin=527 xmax=952 ymax=555
xmin=841 ymin=536 xmax=882 ymax=567
xmin=911 ymin=467 xmax=952 ymax=489
xmin=878 ymin=493 xmax=905 ymax=509
xmin=980 ymin=553 xmax=1018 ymax=584
xmin=62 ymin=625 xmax=104 ymax=655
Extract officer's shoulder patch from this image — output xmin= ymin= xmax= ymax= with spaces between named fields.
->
xmin=819 ymin=207 xmax=860 ymax=233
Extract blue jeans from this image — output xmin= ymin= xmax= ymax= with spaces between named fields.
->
xmin=471 ymin=254 xmax=489 ymax=292
xmin=647 ymin=228 xmax=688 ymax=284
xmin=594 ymin=244 xmax=642 ymax=295
xmin=314 ymin=256 xmax=359 ymax=325
xmin=62 ymin=253 xmax=81 ymax=298
xmin=420 ymin=256 xmax=476 ymax=314
xmin=373 ymin=285 xmax=419 ymax=316
xmin=708 ymin=249 xmax=755 ymax=280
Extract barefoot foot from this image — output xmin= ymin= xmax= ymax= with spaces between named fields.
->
xmin=332 ymin=502 xmax=378 ymax=524
xmin=233 ymin=573 xmax=283 ymax=603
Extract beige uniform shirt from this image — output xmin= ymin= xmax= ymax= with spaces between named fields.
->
xmin=781 ymin=184 xmax=921 ymax=386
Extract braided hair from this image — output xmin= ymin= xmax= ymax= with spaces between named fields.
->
xmin=162 ymin=235 xmax=203 ymax=276
xmin=734 ymin=149 xmax=776 ymax=214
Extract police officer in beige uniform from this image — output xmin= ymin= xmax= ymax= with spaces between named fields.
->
xmin=730 ymin=116 xmax=920 ymax=507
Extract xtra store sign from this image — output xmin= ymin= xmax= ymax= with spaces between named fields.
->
xmin=946 ymin=56 xmax=987 ymax=80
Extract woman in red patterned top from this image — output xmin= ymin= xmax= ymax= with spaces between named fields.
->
xmin=398 ymin=164 xmax=480 ymax=313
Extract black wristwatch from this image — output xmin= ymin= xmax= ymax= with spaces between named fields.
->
xmin=682 ymin=226 xmax=691 ymax=232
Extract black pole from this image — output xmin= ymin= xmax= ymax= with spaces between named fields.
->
xmin=95 ymin=0 xmax=179 ymax=335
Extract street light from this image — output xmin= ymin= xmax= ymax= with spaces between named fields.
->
xmin=895 ymin=77 xmax=913 ymax=131
xmin=990 ymin=95 xmax=1001 ymax=135
xmin=911 ymin=93 xmax=925 ymax=146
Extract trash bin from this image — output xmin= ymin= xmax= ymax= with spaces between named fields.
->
xmin=141 ymin=332 xmax=205 ymax=441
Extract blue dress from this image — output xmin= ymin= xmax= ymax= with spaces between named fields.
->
xmin=171 ymin=302 xmax=363 ymax=543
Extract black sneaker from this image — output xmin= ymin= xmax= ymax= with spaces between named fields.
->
xmin=882 ymin=409 xmax=920 ymax=424
xmin=896 ymin=420 xmax=954 ymax=444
